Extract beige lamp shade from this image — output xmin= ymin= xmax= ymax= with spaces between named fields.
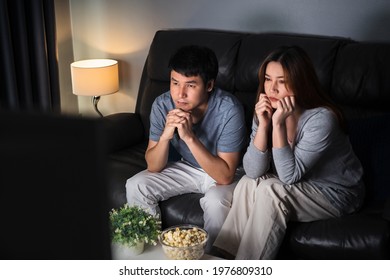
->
xmin=70 ymin=59 xmax=119 ymax=96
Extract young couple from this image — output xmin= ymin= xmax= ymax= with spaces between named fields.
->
xmin=126 ymin=45 xmax=364 ymax=259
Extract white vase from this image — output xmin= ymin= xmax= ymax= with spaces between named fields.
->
xmin=111 ymin=241 xmax=145 ymax=259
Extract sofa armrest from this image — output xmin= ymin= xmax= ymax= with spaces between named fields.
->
xmin=103 ymin=113 xmax=145 ymax=152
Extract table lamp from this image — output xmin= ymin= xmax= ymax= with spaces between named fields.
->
xmin=71 ymin=59 xmax=119 ymax=117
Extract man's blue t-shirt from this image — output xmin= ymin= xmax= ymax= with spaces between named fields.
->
xmin=149 ymin=88 xmax=246 ymax=168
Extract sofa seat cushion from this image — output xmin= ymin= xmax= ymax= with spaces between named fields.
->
xmin=283 ymin=213 xmax=390 ymax=259
xmin=159 ymin=193 xmax=204 ymax=229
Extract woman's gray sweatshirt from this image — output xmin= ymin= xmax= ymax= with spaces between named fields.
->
xmin=243 ymin=107 xmax=365 ymax=211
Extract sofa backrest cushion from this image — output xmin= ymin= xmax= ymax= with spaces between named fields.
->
xmin=235 ymin=33 xmax=347 ymax=93
xmin=331 ymin=43 xmax=390 ymax=110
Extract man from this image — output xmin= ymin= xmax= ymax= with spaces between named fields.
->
xmin=126 ymin=45 xmax=246 ymax=252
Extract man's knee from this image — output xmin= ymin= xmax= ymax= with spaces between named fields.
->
xmin=125 ymin=173 xmax=160 ymax=216
xmin=203 ymin=185 xmax=235 ymax=208
xmin=125 ymin=173 xmax=151 ymax=203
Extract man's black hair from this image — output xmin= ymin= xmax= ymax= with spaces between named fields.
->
xmin=168 ymin=45 xmax=219 ymax=85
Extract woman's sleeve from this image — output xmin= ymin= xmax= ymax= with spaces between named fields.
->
xmin=272 ymin=109 xmax=337 ymax=184
xmin=243 ymin=118 xmax=271 ymax=178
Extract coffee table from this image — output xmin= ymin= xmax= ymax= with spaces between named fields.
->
xmin=113 ymin=243 xmax=222 ymax=260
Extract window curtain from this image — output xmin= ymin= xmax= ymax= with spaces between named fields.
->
xmin=0 ymin=0 xmax=60 ymax=113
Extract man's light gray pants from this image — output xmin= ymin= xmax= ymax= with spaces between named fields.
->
xmin=125 ymin=160 xmax=244 ymax=252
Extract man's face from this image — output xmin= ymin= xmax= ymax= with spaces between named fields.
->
xmin=170 ymin=70 xmax=212 ymax=112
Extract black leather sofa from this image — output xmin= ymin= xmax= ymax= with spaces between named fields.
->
xmin=104 ymin=29 xmax=390 ymax=259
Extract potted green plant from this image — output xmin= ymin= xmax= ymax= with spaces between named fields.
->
xmin=109 ymin=204 xmax=161 ymax=258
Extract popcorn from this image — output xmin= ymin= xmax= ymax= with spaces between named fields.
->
xmin=160 ymin=226 xmax=208 ymax=260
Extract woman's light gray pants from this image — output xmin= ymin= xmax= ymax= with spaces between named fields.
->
xmin=213 ymin=174 xmax=342 ymax=259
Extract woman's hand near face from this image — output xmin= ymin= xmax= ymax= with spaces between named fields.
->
xmin=272 ymin=96 xmax=295 ymax=126
xmin=252 ymin=93 xmax=273 ymax=152
xmin=255 ymin=93 xmax=273 ymax=129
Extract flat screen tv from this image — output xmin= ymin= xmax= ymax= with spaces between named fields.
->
xmin=0 ymin=111 xmax=111 ymax=259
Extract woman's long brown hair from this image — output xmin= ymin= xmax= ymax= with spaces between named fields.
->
xmin=255 ymin=46 xmax=345 ymax=130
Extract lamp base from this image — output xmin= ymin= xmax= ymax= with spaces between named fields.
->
xmin=92 ymin=96 xmax=103 ymax=117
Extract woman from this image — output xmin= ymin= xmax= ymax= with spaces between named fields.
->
xmin=212 ymin=46 xmax=365 ymax=260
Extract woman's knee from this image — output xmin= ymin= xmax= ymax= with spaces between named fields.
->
xmin=255 ymin=179 xmax=292 ymax=220
xmin=232 ymin=175 xmax=258 ymax=196
xmin=256 ymin=177 xmax=288 ymax=195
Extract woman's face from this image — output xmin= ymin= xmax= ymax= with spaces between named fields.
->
xmin=264 ymin=61 xmax=294 ymax=109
